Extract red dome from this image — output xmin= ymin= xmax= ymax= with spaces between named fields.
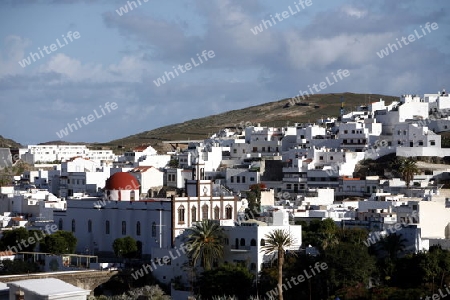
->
xmin=105 ymin=172 xmax=140 ymax=190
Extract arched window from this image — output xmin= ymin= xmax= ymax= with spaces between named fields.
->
xmin=178 ymin=205 xmax=185 ymax=223
xmin=152 ymin=222 xmax=156 ymax=237
xmin=88 ymin=220 xmax=92 ymax=233
xmin=106 ymin=220 xmax=110 ymax=234
xmin=214 ymin=206 xmax=220 ymax=220
xmin=122 ymin=221 xmax=126 ymax=235
xmin=136 ymin=221 xmax=141 ymax=236
xmin=71 ymin=219 xmax=76 ymax=233
xmin=251 ymin=239 xmax=256 ymax=246
xmin=240 ymin=238 xmax=245 ymax=246
xmin=260 ymin=238 xmax=265 ymax=246
xmin=58 ymin=218 xmax=63 ymax=230
xmin=225 ymin=205 xmax=232 ymax=219
xmin=191 ymin=206 xmax=197 ymax=222
xmin=130 ymin=190 xmax=135 ymax=201
xmin=202 ymin=204 xmax=209 ymax=220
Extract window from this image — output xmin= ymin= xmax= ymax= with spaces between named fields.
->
xmin=418 ymin=141 xmax=423 ymax=146
xmin=202 ymin=204 xmax=209 ymax=220
xmin=225 ymin=205 xmax=232 ymax=219
xmin=242 ymin=176 xmax=246 ymax=183
xmin=192 ymin=206 xmax=197 ymax=222
xmin=214 ymin=206 xmax=220 ymax=220
xmin=58 ymin=218 xmax=63 ymax=230
xmin=250 ymin=177 xmax=255 ymax=182
xmin=430 ymin=140 xmax=436 ymax=146
xmin=351 ymin=130 xmax=355 ymax=134
xmin=106 ymin=220 xmax=110 ymax=234
xmin=230 ymin=176 xmax=234 ymax=183
xmin=240 ymin=238 xmax=245 ymax=246
xmin=260 ymin=239 xmax=265 ymax=246
xmin=152 ymin=222 xmax=156 ymax=237
xmin=130 ymin=191 xmax=135 ymax=201
xmin=262 ymin=147 xmax=266 ymax=152
xmin=224 ymin=238 xmax=229 ymax=245
xmin=71 ymin=219 xmax=76 ymax=233
xmin=178 ymin=205 xmax=185 ymax=223
xmin=319 ymin=156 xmax=323 ymax=160
xmin=237 ymin=176 xmax=240 ymax=183
xmin=122 ymin=221 xmax=126 ymax=235
xmin=233 ymin=149 xmax=237 ymax=154
xmin=344 ymin=130 xmax=348 ymax=134
xmin=330 ymin=156 xmax=333 ymax=160
xmin=286 ymin=184 xmax=292 ymax=190
xmin=88 ymin=220 xmax=92 ymax=233
xmin=251 ymin=239 xmax=256 ymax=246
xmin=136 ymin=221 xmax=141 ymax=236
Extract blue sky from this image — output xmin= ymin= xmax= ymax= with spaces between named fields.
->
xmin=1 ymin=0 xmax=449 ymax=145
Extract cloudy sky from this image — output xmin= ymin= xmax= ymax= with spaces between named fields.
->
xmin=1 ymin=0 xmax=449 ymax=145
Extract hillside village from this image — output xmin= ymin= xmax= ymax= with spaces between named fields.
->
xmin=2 ymin=90 xmax=450 ymax=298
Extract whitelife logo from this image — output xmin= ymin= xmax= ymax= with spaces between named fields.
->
xmin=18 ymin=31 xmax=81 ymax=68
xmin=376 ymin=22 xmax=438 ymax=58
xmin=55 ymin=102 xmax=118 ymax=139
xmin=115 ymin=0 xmax=149 ymax=16
xmin=250 ymin=0 xmax=312 ymax=35
xmin=153 ymin=50 xmax=215 ymax=87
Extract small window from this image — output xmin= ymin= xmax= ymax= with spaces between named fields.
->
xmin=260 ymin=239 xmax=265 ymax=246
xmin=250 ymin=177 xmax=255 ymax=182
xmin=330 ymin=156 xmax=333 ymax=160
xmin=136 ymin=221 xmax=141 ymax=236
xmin=242 ymin=176 xmax=246 ymax=183
xmin=191 ymin=206 xmax=197 ymax=222
xmin=225 ymin=205 xmax=232 ymax=219
xmin=122 ymin=221 xmax=126 ymax=235
xmin=152 ymin=222 xmax=156 ymax=237
xmin=178 ymin=205 xmax=185 ymax=223
xmin=71 ymin=219 xmax=76 ymax=233
xmin=88 ymin=220 xmax=92 ymax=233
xmin=240 ymin=238 xmax=245 ymax=246
xmin=319 ymin=156 xmax=323 ymax=160
xmin=251 ymin=239 xmax=256 ymax=246
xmin=230 ymin=176 xmax=234 ymax=183
xmin=430 ymin=140 xmax=435 ymax=146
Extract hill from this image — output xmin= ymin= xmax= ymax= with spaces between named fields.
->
xmin=0 ymin=135 xmax=22 ymax=148
xmin=104 ymin=92 xmax=398 ymax=153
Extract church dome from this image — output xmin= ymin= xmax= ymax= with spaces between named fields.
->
xmin=105 ymin=172 xmax=140 ymax=190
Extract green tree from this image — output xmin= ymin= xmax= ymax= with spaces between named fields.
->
xmin=325 ymin=243 xmax=376 ymax=293
xmin=398 ymin=157 xmax=419 ymax=188
xmin=378 ymin=233 xmax=407 ymax=260
xmin=196 ymin=264 xmax=254 ymax=299
xmin=0 ymin=227 xmax=37 ymax=252
xmin=40 ymin=231 xmax=77 ymax=254
xmin=247 ymin=183 xmax=265 ymax=213
xmin=261 ymin=229 xmax=296 ymax=300
xmin=112 ymin=236 xmax=138 ymax=258
xmin=185 ymin=219 xmax=225 ymax=271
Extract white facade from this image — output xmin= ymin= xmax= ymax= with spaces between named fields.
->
xmin=20 ymin=145 xmax=115 ymax=164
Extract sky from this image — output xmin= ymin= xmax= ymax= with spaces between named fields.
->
xmin=0 ymin=0 xmax=449 ymax=145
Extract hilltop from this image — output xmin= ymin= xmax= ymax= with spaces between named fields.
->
xmin=104 ymin=92 xmax=398 ymax=153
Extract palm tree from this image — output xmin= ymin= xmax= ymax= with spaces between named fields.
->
xmin=378 ymin=233 xmax=407 ymax=260
xmin=398 ymin=157 xmax=419 ymax=188
xmin=185 ymin=219 xmax=225 ymax=271
xmin=261 ymin=229 xmax=296 ymax=300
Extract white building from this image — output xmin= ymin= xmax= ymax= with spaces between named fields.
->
xmin=7 ymin=278 xmax=90 ymax=300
